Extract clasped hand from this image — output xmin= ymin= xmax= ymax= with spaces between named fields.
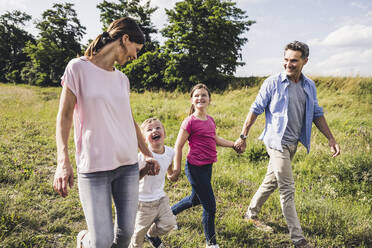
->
xmin=233 ymin=138 xmax=246 ymax=154
xmin=142 ymin=157 xmax=160 ymax=176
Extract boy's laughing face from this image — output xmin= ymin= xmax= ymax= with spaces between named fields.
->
xmin=143 ymin=120 xmax=165 ymax=147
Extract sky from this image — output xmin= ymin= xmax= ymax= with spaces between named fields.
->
xmin=1 ymin=0 xmax=372 ymax=77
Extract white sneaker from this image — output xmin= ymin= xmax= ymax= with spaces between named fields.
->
xmin=76 ymin=230 xmax=88 ymax=248
xmin=206 ymin=244 xmax=219 ymax=248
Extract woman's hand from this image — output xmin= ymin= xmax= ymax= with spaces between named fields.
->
xmin=55 ymin=85 xmax=76 ymax=198
xmin=144 ymin=157 xmax=160 ymax=175
xmin=53 ymin=162 xmax=74 ymax=198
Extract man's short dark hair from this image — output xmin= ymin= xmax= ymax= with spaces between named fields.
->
xmin=284 ymin=41 xmax=309 ymax=59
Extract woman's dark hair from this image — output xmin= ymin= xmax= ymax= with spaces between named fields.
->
xmin=85 ymin=17 xmax=145 ymax=58
xmin=189 ymin=83 xmax=211 ymax=115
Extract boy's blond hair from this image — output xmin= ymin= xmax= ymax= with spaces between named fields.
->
xmin=140 ymin=117 xmax=166 ymax=136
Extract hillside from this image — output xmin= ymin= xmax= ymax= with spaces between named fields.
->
xmin=0 ymin=77 xmax=371 ymax=247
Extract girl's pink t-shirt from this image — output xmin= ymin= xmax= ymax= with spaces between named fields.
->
xmin=181 ymin=115 xmax=217 ymax=166
xmin=61 ymin=57 xmax=138 ymax=173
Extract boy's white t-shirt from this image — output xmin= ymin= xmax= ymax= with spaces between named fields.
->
xmin=138 ymin=146 xmax=174 ymax=202
xmin=62 ymin=57 xmax=138 ymax=173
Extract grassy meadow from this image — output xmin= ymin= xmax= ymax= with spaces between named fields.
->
xmin=0 ymin=77 xmax=371 ymax=247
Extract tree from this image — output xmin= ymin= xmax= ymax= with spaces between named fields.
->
xmin=161 ymin=0 xmax=255 ymax=90
xmin=123 ymin=48 xmax=169 ymax=92
xmin=0 ymin=10 xmax=34 ymax=83
xmin=97 ymin=0 xmax=158 ymax=52
xmin=22 ymin=3 xmax=86 ymax=86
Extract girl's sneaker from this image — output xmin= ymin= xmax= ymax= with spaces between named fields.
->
xmin=76 ymin=230 xmax=88 ymax=248
xmin=294 ymin=239 xmax=314 ymax=248
xmin=206 ymin=244 xmax=220 ymax=248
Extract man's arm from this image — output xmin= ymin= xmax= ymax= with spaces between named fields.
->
xmin=234 ymin=78 xmax=273 ymax=153
xmin=234 ymin=111 xmax=258 ymax=153
xmin=313 ymin=116 xmax=340 ymax=157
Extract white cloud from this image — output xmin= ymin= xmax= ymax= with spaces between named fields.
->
xmin=308 ymin=48 xmax=372 ymax=76
xmin=0 ymin=0 xmax=27 ymax=12
xmin=351 ymin=1 xmax=371 ymax=10
xmin=237 ymin=57 xmax=282 ymax=77
xmin=236 ymin=0 xmax=268 ymax=4
xmin=310 ymin=24 xmax=372 ymax=48
xmin=307 ymin=23 xmax=372 ymax=76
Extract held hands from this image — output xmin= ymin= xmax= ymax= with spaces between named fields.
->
xmin=167 ymin=169 xmax=180 ymax=182
xmin=53 ymin=162 xmax=74 ymax=198
xmin=144 ymin=157 xmax=160 ymax=176
xmin=329 ymin=138 xmax=341 ymax=157
xmin=233 ymin=138 xmax=246 ymax=154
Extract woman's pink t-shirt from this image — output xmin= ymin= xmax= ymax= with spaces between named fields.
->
xmin=61 ymin=57 xmax=138 ymax=173
xmin=181 ymin=115 xmax=217 ymax=166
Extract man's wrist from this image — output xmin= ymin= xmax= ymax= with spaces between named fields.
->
xmin=239 ymin=134 xmax=247 ymax=140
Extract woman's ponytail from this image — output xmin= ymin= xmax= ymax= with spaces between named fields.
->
xmin=84 ymin=17 xmax=145 ymax=58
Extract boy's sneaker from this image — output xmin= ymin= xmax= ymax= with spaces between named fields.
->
xmin=294 ymin=239 xmax=314 ymax=248
xmin=145 ymin=234 xmax=165 ymax=248
xmin=244 ymin=214 xmax=273 ymax=232
xmin=76 ymin=230 xmax=88 ymax=248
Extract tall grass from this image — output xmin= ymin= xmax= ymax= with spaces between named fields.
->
xmin=0 ymin=77 xmax=371 ymax=247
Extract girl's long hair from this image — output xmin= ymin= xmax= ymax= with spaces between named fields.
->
xmin=189 ymin=83 xmax=211 ymax=115
xmin=84 ymin=17 xmax=145 ymax=58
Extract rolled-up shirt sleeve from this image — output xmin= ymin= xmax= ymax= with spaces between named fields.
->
xmin=250 ymin=78 xmax=272 ymax=115
xmin=312 ymin=84 xmax=324 ymax=119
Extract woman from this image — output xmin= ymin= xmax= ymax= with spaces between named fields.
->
xmin=53 ymin=17 xmax=159 ymax=248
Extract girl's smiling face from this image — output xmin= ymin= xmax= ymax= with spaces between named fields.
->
xmin=191 ymin=88 xmax=210 ymax=110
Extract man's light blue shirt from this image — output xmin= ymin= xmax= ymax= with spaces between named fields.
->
xmin=250 ymin=72 xmax=324 ymax=153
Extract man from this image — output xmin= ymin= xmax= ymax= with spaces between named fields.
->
xmin=234 ymin=41 xmax=340 ymax=248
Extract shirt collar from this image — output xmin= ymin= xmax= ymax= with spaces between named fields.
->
xmin=280 ymin=71 xmax=309 ymax=86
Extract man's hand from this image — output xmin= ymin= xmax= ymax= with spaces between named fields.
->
xmin=234 ymin=138 xmax=246 ymax=153
xmin=329 ymin=138 xmax=340 ymax=157
xmin=144 ymin=157 xmax=160 ymax=175
xmin=53 ymin=163 xmax=74 ymax=198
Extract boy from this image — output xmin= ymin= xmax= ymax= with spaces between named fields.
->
xmin=129 ymin=118 xmax=177 ymax=248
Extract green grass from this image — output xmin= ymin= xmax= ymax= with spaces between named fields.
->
xmin=0 ymin=77 xmax=371 ymax=247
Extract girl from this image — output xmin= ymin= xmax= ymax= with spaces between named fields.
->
xmin=53 ymin=17 xmax=159 ymax=248
xmin=169 ymin=83 xmax=237 ymax=248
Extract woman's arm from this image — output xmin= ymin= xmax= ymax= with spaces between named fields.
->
xmin=133 ymin=116 xmax=160 ymax=175
xmin=133 ymin=119 xmax=151 ymax=157
xmin=169 ymin=128 xmax=189 ymax=181
xmin=54 ymin=85 xmax=76 ymax=198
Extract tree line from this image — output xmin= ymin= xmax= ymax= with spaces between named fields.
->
xmin=0 ymin=0 xmax=255 ymax=91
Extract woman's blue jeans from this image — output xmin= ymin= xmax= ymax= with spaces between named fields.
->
xmin=171 ymin=162 xmax=217 ymax=245
xmin=78 ymin=164 xmax=139 ymax=248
